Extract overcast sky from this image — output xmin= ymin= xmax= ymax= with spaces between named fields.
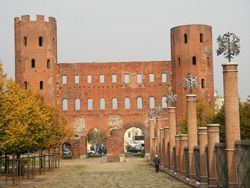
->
xmin=0 ymin=0 xmax=249 ymax=100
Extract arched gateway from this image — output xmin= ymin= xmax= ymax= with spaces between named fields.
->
xmin=106 ymin=123 xmax=149 ymax=161
xmin=14 ymin=15 xmax=214 ymax=161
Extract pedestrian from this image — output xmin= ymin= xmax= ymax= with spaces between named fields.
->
xmin=153 ymin=154 xmax=160 ymax=173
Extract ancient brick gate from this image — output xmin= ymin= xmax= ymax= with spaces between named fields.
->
xmin=106 ymin=122 xmax=149 ymax=161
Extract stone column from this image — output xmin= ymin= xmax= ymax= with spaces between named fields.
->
xmin=168 ymin=107 xmax=177 ymax=170
xmin=175 ymin=135 xmax=180 ymax=173
xmin=164 ymin=127 xmax=170 ymax=168
xmin=223 ymin=63 xmax=241 ymax=187
xmin=207 ymin=124 xmax=220 ymax=187
xmin=179 ymin=134 xmax=188 ymax=176
xmin=187 ymin=94 xmax=198 ymax=178
xmin=198 ymin=127 xmax=208 ymax=185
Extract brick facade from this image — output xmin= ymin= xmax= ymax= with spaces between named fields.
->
xmin=14 ymin=15 xmax=214 ymax=160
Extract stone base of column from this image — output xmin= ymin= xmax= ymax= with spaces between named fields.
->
xmin=144 ymin=153 xmax=150 ymax=162
xmin=106 ymin=154 xmax=120 ymax=162
xmin=208 ymin=177 xmax=217 ymax=187
xmin=200 ymin=175 xmax=208 ymax=185
xmin=228 ymin=181 xmax=238 ymax=188
xmin=80 ymin=155 xmax=87 ymax=159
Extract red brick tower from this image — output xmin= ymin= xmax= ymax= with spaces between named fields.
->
xmin=171 ymin=24 xmax=214 ymax=125
xmin=15 ymin=15 xmax=57 ymax=105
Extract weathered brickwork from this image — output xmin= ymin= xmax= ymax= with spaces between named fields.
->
xmin=14 ymin=15 xmax=214 ymax=160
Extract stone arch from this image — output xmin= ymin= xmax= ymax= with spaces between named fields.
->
xmin=106 ymin=122 xmax=149 ymax=161
xmin=62 ymin=142 xmax=72 ymax=159
xmin=86 ymin=127 xmax=107 ymax=155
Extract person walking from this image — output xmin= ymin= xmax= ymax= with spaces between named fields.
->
xmin=153 ymin=154 xmax=160 ymax=173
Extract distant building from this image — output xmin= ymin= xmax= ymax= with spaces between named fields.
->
xmin=214 ymin=91 xmax=224 ymax=113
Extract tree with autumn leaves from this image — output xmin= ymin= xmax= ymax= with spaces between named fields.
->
xmin=0 ymin=61 xmax=69 ymax=156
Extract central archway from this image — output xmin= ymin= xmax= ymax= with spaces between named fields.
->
xmin=87 ymin=128 xmax=107 ymax=156
xmin=106 ymin=122 xmax=150 ymax=161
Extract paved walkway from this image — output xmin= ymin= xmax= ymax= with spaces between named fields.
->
xmin=4 ymin=157 xmax=190 ymax=188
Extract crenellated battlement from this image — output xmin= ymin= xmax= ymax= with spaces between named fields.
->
xmin=14 ymin=15 xmax=56 ymax=24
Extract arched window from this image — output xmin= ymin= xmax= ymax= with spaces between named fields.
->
xmin=24 ymin=81 xmax=27 ymax=90
xmin=75 ymin=99 xmax=81 ymax=110
xmin=149 ymin=97 xmax=155 ymax=109
xmin=88 ymin=98 xmax=93 ymax=110
xmin=39 ymin=36 xmax=43 ymax=46
xmin=162 ymin=96 xmax=167 ymax=108
xmin=201 ymin=79 xmax=205 ymax=89
xmin=125 ymin=97 xmax=130 ymax=109
xmin=200 ymin=33 xmax=203 ymax=43
xmin=112 ymin=98 xmax=118 ymax=109
xmin=40 ymin=81 xmax=43 ymax=90
xmin=62 ymin=99 xmax=68 ymax=111
xmin=192 ymin=56 xmax=196 ymax=65
xmin=137 ymin=97 xmax=143 ymax=109
xmin=184 ymin=34 xmax=188 ymax=43
xmin=47 ymin=59 xmax=50 ymax=69
xmin=31 ymin=59 xmax=36 ymax=68
xmin=24 ymin=36 xmax=27 ymax=46
xmin=100 ymin=98 xmax=105 ymax=110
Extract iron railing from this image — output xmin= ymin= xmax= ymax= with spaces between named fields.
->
xmin=215 ymin=143 xmax=228 ymax=188
xmin=236 ymin=140 xmax=250 ymax=188
xmin=167 ymin=142 xmax=170 ymax=168
xmin=184 ymin=146 xmax=189 ymax=178
xmin=0 ymin=152 xmax=60 ymax=185
xmin=173 ymin=146 xmax=176 ymax=172
xmin=194 ymin=146 xmax=201 ymax=182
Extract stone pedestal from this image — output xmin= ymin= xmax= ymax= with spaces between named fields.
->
xmin=168 ymin=107 xmax=177 ymax=170
xmin=179 ymin=134 xmax=188 ymax=176
xmin=207 ymin=124 xmax=220 ymax=187
xmin=198 ymin=127 xmax=208 ymax=185
xmin=223 ymin=63 xmax=241 ymax=187
xmin=187 ymin=94 xmax=198 ymax=178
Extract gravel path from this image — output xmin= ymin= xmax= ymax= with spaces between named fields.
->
xmin=3 ymin=157 xmax=190 ymax=188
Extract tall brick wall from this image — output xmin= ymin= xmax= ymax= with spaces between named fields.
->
xmin=57 ymin=62 xmax=170 ymax=157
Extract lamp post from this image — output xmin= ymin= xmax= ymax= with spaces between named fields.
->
xmin=217 ymin=32 xmax=241 ymax=187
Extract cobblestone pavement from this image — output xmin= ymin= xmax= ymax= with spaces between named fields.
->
xmin=3 ymin=157 xmax=190 ymax=188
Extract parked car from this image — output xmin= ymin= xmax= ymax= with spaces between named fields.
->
xmin=87 ymin=150 xmax=96 ymax=155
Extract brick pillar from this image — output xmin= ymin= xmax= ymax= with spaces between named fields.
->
xmin=207 ymin=124 xmax=220 ymax=187
xmin=160 ymin=128 xmax=165 ymax=164
xmin=175 ymin=135 xmax=180 ymax=173
xmin=168 ymin=107 xmax=177 ymax=170
xmin=223 ymin=63 xmax=241 ymax=187
xmin=152 ymin=137 xmax=156 ymax=159
xmin=179 ymin=134 xmax=188 ymax=176
xmin=187 ymin=94 xmax=198 ymax=178
xmin=149 ymin=118 xmax=155 ymax=160
xmin=164 ymin=127 xmax=170 ymax=168
xmin=198 ymin=127 xmax=208 ymax=185
xmin=156 ymin=116 xmax=162 ymax=156
xmin=79 ymin=136 xmax=87 ymax=159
